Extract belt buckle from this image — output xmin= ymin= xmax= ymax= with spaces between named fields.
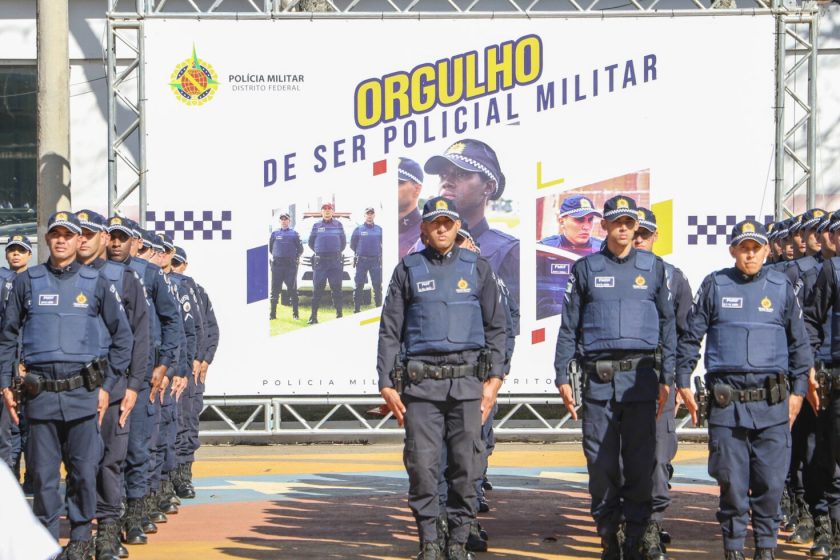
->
xmin=430 ymin=367 xmax=443 ymax=380
xmin=619 ymin=359 xmax=632 ymax=372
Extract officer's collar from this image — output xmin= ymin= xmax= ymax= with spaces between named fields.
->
xmin=85 ymin=257 xmax=106 ymax=270
xmin=47 ymin=259 xmax=81 ymax=276
xmin=601 ymin=245 xmax=634 ymax=264
xmin=424 ymin=244 xmax=457 ymax=262
xmin=400 ymin=208 xmax=421 ymax=230
xmin=731 ymin=265 xmax=767 ymax=282
xmin=470 ymin=218 xmax=490 ymax=240
xmin=559 ymin=234 xmax=592 ymax=249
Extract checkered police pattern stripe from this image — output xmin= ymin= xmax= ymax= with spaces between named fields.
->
xmin=145 ymin=210 xmax=232 ymax=241
xmin=687 ymin=214 xmax=773 ymax=245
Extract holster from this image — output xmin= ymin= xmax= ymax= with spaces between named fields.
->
xmin=391 ymin=358 xmax=405 ymax=394
xmin=595 ymin=361 xmax=615 ymax=382
xmin=817 ymin=361 xmax=831 ymax=410
xmin=21 ymin=373 xmax=44 ymax=398
xmin=568 ymin=359 xmax=583 ymax=407
xmin=81 ymin=358 xmax=106 ymax=391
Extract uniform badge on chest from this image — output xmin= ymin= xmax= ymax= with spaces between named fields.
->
xmin=758 ymin=296 xmax=774 ymax=313
xmin=594 ymin=276 xmax=614 ymax=288
xmin=416 ymin=280 xmax=436 ymax=293
xmin=38 ymin=294 xmax=59 ymax=306
xmin=455 ymin=278 xmax=471 ymax=294
xmin=633 ymin=274 xmax=648 ymax=290
xmin=550 ymin=264 xmax=569 ymax=275
xmin=721 ymin=297 xmax=743 ymax=309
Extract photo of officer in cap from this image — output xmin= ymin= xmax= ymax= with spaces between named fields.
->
xmin=555 ymin=195 xmax=676 ymax=560
xmin=424 ymin=139 xmax=519 ymax=305
xmin=398 ymin=157 xmax=424 ymax=259
xmin=307 ymin=202 xmax=347 ymax=324
xmin=540 ymin=194 xmax=604 ymax=255
xmin=268 ymin=212 xmax=304 ymax=321
xmin=350 ymin=207 xmax=383 ymax=312
xmin=377 ymin=196 xmax=507 ymax=560
xmin=678 ymin=219 xmax=813 ymax=560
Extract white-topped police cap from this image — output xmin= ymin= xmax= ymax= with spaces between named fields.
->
xmin=75 ymin=209 xmax=107 ymax=232
xmin=398 ymin=157 xmax=424 ymax=184
xmin=636 ymin=207 xmax=657 ymax=232
xmin=107 ymin=215 xmax=134 ymax=237
xmin=5 ymin=232 xmax=32 ymax=252
xmin=729 ymin=219 xmax=768 ymax=246
xmin=602 ymin=195 xmax=639 ymax=222
xmin=47 ymin=211 xmax=82 ymax=235
xmin=422 ymin=196 xmax=460 ymax=222
xmin=424 ymin=139 xmax=506 ymax=201
xmin=558 ymin=194 xmax=602 ymax=219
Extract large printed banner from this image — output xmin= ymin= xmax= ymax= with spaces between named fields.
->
xmin=144 ymin=17 xmax=776 ymax=396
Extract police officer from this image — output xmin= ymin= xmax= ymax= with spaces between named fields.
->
xmin=789 ymin=214 xmax=808 ymax=261
xmin=378 ymin=197 xmax=507 ymax=560
xmin=351 ymin=207 xmax=383 ymax=312
xmin=0 ymin=211 xmax=134 ymax=560
xmin=0 ymin=232 xmax=30 ymax=473
xmin=677 ymin=219 xmax=813 ymax=560
xmin=424 ymin=139 xmax=519 ymax=305
xmin=76 ymin=210 xmax=151 ymax=560
xmin=106 ymin=216 xmax=181 ymax=547
xmin=269 ymin=212 xmax=303 ymax=320
xmin=308 ymin=202 xmax=346 ymax=324
xmin=802 ymin=211 xmax=840 ymax=560
xmin=540 ymin=194 xmax=604 ymax=255
xmin=819 ymin=212 xmax=837 ymax=261
xmin=633 ymin=207 xmax=693 ymax=552
xmin=399 ymin=158 xmax=424 ymax=259
xmin=772 ymin=219 xmax=794 ymax=269
xmin=555 ymin=195 xmax=676 ymax=560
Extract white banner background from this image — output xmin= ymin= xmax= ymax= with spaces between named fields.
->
xmin=144 ymin=17 xmax=776 ymax=396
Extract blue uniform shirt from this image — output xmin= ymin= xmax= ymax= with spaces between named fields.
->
xmin=399 ymin=209 xmax=422 ymax=258
xmin=471 ymin=218 xmax=519 ymax=306
xmin=269 ymin=227 xmax=304 ymax=259
xmin=539 ymin=234 xmax=603 ymax=256
xmin=351 ymin=223 xmax=383 ymax=258
xmin=308 ymin=219 xmax=346 ymax=255
xmin=195 ymin=284 xmax=219 ymax=364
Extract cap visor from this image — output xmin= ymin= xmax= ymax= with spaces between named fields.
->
xmin=603 ymin=209 xmax=639 ymax=222
xmin=560 ymin=209 xmax=602 ymax=219
xmin=107 ymin=225 xmax=134 ymax=236
xmin=424 ymin=154 xmax=481 ymax=176
xmin=731 ymin=233 xmax=768 ymax=246
xmin=48 ymin=222 xmax=81 ymax=235
xmin=422 ymin=209 xmax=459 ymax=222
xmin=6 ymin=241 xmax=31 ymax=252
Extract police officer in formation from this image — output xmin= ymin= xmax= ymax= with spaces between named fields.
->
xmin=633 ymin=207 xmax=693 ymax=553
xmin=677 ymin=219 xmax=813 ymax=560
xmin=555 ymin=195 xmax=676 ymax=560
xmin=398 ymin=157 xmax=424 ymax=259
xmin=269 ymin=212 xmax=303 ymax=320
xmin=308 ymin=202 xmax=346 ymax=324
xmin=378 ymin=197 xmax=507 ymax=560
xmin=351 ymin=207 xmax=383 ymax=312
xmin=76 ymin=210 xmax=151 ymax=560
xmin=0 ymin=232 xmax=31 ymax=477
xmin=0 ymin=212 xmax=134 ymax=560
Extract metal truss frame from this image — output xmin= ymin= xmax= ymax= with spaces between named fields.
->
xmin=106 ymin=0 xmax=818 ymax=438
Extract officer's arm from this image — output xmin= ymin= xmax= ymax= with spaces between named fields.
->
xmin=477 ymin=260 xmax=506 ymax=380
xmin=350 ymin=228 xmax=359 ymax=253
xmin=181 ymin=292 xmax=198 ymax=364
xmin=673 ymin=269 xmax=693 ymax=337
xmin=505 ymin=281 xmax=521 ymax=372
xmin=296 ymin=235 xmax=304 ymax=258
xmin=675 ymin=274 xmax=714 ymax=389
xmin=654 ymin=260 xmax=677 ymax=386
xmin=307 ymin=228 xmax=316 ymax=251
xmin=153 ymin=271 xmax=181 ymax=371
xmin=200 ymin=288 xmax=220 ymax=363
xmin=785 ymin=280 xmax=815 ymax=396
xmin=498 ymin=242 xmax=520 ymax=307
xmin=554 ymin=261 xmax=585 ymax=386
xmin=97 ymin=276 xmax=134 ymax=381
xmin=188 ymin=283 xmax=205 ymax=362
xmin=376 ymin=263 xmax=409 ymax=391
xmin=0 ymin=275 xmax=27 ymax=389
xmin=803 ymin=261 xmax=834 ymax=353
xmin=123 ymin=270 xmax=151 ymax=392
xmin=268 ymin=232 xmax=275 ymax=255
xmin=339 ymin=224 xmax=347 ymax=252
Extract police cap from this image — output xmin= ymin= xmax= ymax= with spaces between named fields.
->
xmin=173 ymin=246 xmax=188 ymax=264
xmin=636 ymin=207 xmax=657 ymax=233
xmin=788 ymin=213 xmax=806 ymax=235
xmin=5 ymin=232 xmax=32 ymax=253
xmin=398 ymin=157 xmax=424 ymax=184
xmin=730 ymin=219 xmax=768 ymax=246
xmin=816 ymin=212 xmax=834 ymax=234
xmin=602 ymin=196 xmax=639 ymax=222
xmin=158 ymin=232 xmax=175 ymax=252
xmin=424 ymin=139 xmax=506 ymax=200
xmin=140 ymin=229 xmax=163 ymax=252
xmin=828 ymin=213 xmax=840 ymax=233
xmin=558 ymin=195 xmax=602 ymax=219
xmin=47 ymin=211 xmax=82 ymax=235
xmin=107 ymin=215 xmax=134 ymax=237
xmin=422 ymin=196 xmax=460 ymax=222
xmin=278 ymin=212 xmax=291 ymax=220
xmin=75 ymin=209 xmax=107 ymax=232
xmin=798 ymin=208 xmax=827 ymax=232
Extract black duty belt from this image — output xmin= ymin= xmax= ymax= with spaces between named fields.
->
xmin=406 ymin=360 xmax=478 ymax=383
xmin=583 ymin=355 xmax=656 ymax=382
xmin=710 ymin=373 xmax=787 ymax=408
xmin=357 ymin=255 xmax=381 ymax=260
xmin=28 ymin=372 xmax=86 ymax=392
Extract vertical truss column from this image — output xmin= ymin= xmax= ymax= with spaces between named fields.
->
xmin=106 ymin=17 xmax=146 ymax=223
xmin=775 ymin=7 xmax=819 ymax=218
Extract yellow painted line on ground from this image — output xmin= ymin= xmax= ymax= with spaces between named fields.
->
xmin=360 ymin=316 xmax=380 ymax=326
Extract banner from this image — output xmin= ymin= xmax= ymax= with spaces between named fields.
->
xmin=144 ymin=17 xmax=776 ymax=396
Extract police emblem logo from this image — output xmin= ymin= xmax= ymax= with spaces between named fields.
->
xmin=56 ymin=212 xmax=68 ymax=221
xmin=436 ymin=199 xmax=448 ymax=210
xmin=168 ymin=45 xmax=219 ymax=107
xmin=759 ymin=296 xmax=773 ymax=312
xmin=815 ymin=210 xmax=825 ymax=218
xmin=742 ymin=223 xmax=756 ymax=233
xmin=12 ymin=236 xmax=21 ymax=241
xmin=616 ymin=199 xmax=629 ymax=209
xmin=637 ymin=210 xmax=645 ymax=220
xmin=111 ymin=217 xmax=122 ymax=225
xmin=633 ymin=274 xmax=648 ymax=290
xmin=579 ymin=199 xmax=591 ymax=208
xmin=456 ymin=278 xmax=471 ymax=294
xmin=447 ymin=142 xmax=466 ymax=155
xmin=73 ymin=292 xmax=89 ymax=309
xmin=77 ymin=212 xmax=89 ymax=221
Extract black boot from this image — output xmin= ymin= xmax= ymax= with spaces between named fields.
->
xmin=122 ymin=499 xmax=147 ymax=545
xmin=95 ymin=523 xmax=120 ymax=560
xmin=789 ymin=503 xmax=815 ymax=544
xmin=145 ymin=492 xmax=167 ymax=524
xmin=173 ymin=464 xmax=196 ymax=499
xmin=158 ymin=480 xmax=179 ymax=514
xmin=307 ymin=315 xmax=318 ymax=324
xmin=416 ymin=542 xmax=442 ymax=560
xmin=780 ymin=487 xmax=793 ymax=530
xmin=165 ymin=475 xmax=182 ymax=506
xmin=61 ymin=540 xmax=93 ymax=560
xmin=601 ymin=534 xmax=621 ymax=560
xmin=445 ymin=543 xmax=474 ymax=560
xmin=812 ymin=515 xmax=832 ymax=557
xmin=465 ymin=520 xmax=487 ymax=552
xmin=477 ymin=498 xmax=489 ymax=513
xmin=724 ymin=551 xmax=745 ymax=560
xmin=435 ymin=513 xmax=448 ymax=551
xmin=183 ymin=462 xmax=196 ymax=495
xmin=753 ymin=548 xmax=775 ymax=560
xmin=828 ymin=519 xmax=840 ymax=560
xmin=641 ymin=522 xmax=667 ymax=559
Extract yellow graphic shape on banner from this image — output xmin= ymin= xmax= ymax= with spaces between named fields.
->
xmin=536 ymin=162 xmax=564 ymax=190
xmin=652 ymin=199 xmax=673 ymax=257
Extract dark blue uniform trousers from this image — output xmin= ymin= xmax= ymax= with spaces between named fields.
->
xmin=652 ymin=388 xmax=678 ymax=523
xmin=0 ymin=405 xmax=16 ymax=468
xmin=176 ymin=375 xmax=198 ymax=464
xmin=354 ymin=257 xmax=382 ymax=309
xmin=29 ymin=414 xmax=103 ymax=541
xmin=152 ymin=396 xmax=178 ymax=491
xmin=97 ymin=400 xmax=130 ymax=523
xmin=125 ymin=386 xmax=153 ymax=500
xmin=793 ymin=404 xmax=839 ymax=518
xmin=311 ymin=258 xmax=343 ymax=315
xmin=404 ymin=395 xmax=482 ymax=545
xmin=582 ymin=398 xmax=656 ymax=539
xmin=270 ymin=260 xmax=299 ymax=315
xmin=708 ymin=422 xmax=790 ymax=550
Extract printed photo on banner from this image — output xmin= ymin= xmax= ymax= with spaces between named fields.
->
xmin=536 ymin=170 xmax=650 ymax=320
xmin=268 ymin=198 xmax=383 ymax=336
xmin=397 ymin=133 xmax=521 ymax=306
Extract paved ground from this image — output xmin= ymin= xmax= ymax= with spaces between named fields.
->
xmin=70 ymin=442 xmax=818 ymax=559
